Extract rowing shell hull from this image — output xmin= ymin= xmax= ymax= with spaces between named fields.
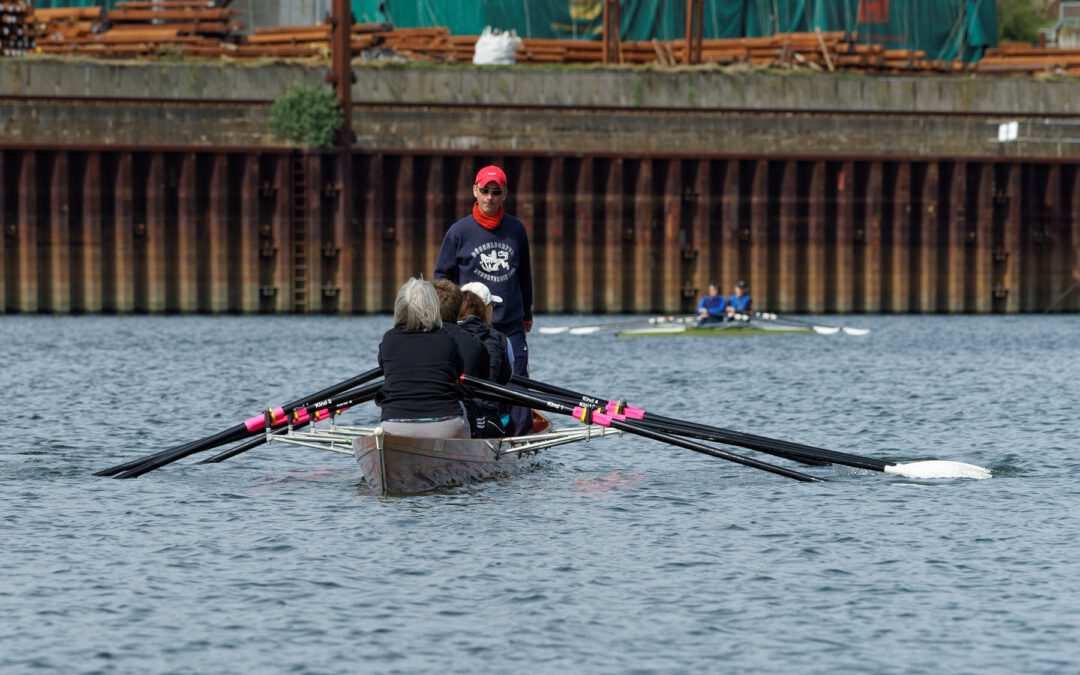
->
xmin=616 ymin=323 xmax=812 ymax=337
xmin=354 ymin=413 xmax=552 ymax=495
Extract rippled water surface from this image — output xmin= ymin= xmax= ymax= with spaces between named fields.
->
xmin=3 ymin=315 xmax=1079 ymax=674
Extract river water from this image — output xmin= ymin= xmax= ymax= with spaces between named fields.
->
xmin=2 ymin=314 xmax=1078 ymax=674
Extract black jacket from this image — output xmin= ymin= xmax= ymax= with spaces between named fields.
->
xmin=375 ymin=326 xmax=464 ymax=421
xmin=457 ymin=316 xmax=512 ymax=385
xmin=443 ymin=322 xmax=489 ymax=380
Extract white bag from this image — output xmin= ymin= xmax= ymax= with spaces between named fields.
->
xmin=473 ymin=26 xmax=522 ymax=65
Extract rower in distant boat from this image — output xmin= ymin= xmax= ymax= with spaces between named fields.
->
xmin=725 ymin=280 xmax=752 ymax=318
xmin=696 ymin=281 xmax=727 ymax=324
xmin=376 ymin=278 xmax=470 ymax=439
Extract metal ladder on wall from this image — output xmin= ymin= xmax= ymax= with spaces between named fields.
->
xmin=291 ymin=155 xmax=307 ymax=312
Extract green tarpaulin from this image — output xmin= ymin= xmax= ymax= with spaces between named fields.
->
xmin=352 ymin=0 xmax=997 ymax=61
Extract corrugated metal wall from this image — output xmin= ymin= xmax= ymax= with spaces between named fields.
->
xmin=1 ymin=149 xmax=1077 ymax=314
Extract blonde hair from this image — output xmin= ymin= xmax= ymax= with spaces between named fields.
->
xmin=393 ymin=278 xmax=442 ymax=331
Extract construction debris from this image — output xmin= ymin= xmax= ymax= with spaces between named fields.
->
xmin=4 ymin=2 xmax=1077 ymax=78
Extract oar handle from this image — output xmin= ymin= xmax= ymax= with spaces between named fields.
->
xmin=241 ymin=367 xmax=386 ymax=433
xmin=201 ymin=383 xmax=382 ymax=464
xmin=511 ymin=375 xmax=646 ymax=419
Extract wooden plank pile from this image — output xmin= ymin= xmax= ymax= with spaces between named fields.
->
xmin=34 ymin=1 xmax=245 ymax=57
xmin=380 ymin=30 xmax=966 ymax=75
xmin=977 ymin=42 xmax=1080 ymax=76
xmin=18 ymin=5 xmax=1070 ymax=79
xmin=1 ymin=1 xmax=36 ymax=56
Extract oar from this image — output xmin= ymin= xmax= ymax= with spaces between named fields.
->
xmin=462 ymin=376 xmax=823 ymax=483
xmin=538 ymin=316 xmax=685 ymax=335
xmin=198 ymin=382 xmax=382 ymax=463
xmin=492 ymin=381 xmax=829 ymax=467
xmin=745 ymin=311 xmax=870 ymax=336
xmin=97 ymin=367 xmax=383 ymax=479
xmin=510 ymin=376 xmax=865 ymax=469
xmin=510 ymin=376 xmax=991 ymax=480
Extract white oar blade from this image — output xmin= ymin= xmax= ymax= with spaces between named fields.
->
xmin=884 ymin=461 xmax=992 ymax=480
xmin=842 ymin=327 xmax=871 ymax=336
xmin=568 ymin=326 xmax=602 ymax=335
xmin=812 ymin=326 xmax=841 ymax=335
xmin=539 ymin=326 xmax=570 ymax=335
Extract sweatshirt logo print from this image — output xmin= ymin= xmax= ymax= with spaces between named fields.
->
xmin=479 ymin=250 xmax=510 ymax=273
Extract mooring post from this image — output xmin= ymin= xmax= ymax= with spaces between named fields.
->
xmin=328 ymin=0 xmax=354 ymax=315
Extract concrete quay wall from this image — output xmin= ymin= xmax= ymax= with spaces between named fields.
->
xmin=1 ymin=59 xmax=1078 ymax=314
xmin=2 ymin=59 xmax=1080 ymax=158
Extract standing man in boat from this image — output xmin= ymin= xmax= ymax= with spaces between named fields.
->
xmin=696 ymin=281 xmax=727 ymax=323
xmin=726 ymin=280 xmax=753 ymax=318
xmin=435 ymin=165 xmax=534 ymax=436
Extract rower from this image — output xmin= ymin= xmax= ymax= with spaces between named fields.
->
xmin=696 ymin=281 xmax=727 ymax=323
xmin=459 ymin=281 xmax=513 ymax=438
xmin=375 ymin=278 xmax=470 ymax=439
xmin=432 ymin=278 xmax=490 ymax=381
xmin=726 ymin=280 xmax=752 ymax=318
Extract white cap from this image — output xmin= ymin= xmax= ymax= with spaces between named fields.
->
xmin=460 ymin=281 xmax=502 ymax=305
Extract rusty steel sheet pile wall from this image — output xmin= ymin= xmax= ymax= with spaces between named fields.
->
xmin=2 ymin=149 xmax=1078 ymax=314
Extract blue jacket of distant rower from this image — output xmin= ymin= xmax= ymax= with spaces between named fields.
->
xmin=434 ymin=213 xmax=533 ymax=327
xmin=728 ymin=292 xmax=752 ymax=312
xmin=697 ymin=294 xmax=726 ymax=321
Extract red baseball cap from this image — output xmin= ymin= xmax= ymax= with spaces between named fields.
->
xmin=474 ymin=165 xmax=508 ymax=189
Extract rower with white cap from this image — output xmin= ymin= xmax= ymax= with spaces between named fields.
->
xmin=458 ymin=281 xmax=513 ymax=437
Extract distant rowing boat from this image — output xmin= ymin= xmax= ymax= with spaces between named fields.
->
xmin=616 ymin=322 xmax=813 ymax=337
xmin=270 ymin=412 xmax=621 ymax=496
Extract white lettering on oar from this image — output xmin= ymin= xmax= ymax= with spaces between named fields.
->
xmin=884 ymin=461 xmax=992 ymax=480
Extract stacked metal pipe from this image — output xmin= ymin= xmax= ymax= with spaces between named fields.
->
xmin=1 ymin=1 xmax=35 ymax=56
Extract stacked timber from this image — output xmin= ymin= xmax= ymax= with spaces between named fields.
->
xmin=35 ymin=0 xmax=244 ymax=57
xmin=363 ymin=30 xmax=965 ymax=75
xmin=237 ymin=21 xmax=395 ymax=58
xmin=1 ymin=1 xmax=36 ymax=56
xmin=977 ymin=42 xmax=1080 ymax=76
xmin=13 ymin=6 xmax=1056 ymax=79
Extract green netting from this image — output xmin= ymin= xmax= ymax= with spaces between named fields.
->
xmin=352 ymin=0 xmax=996 ymax=60
xmin=792 ymin=0 xmax=997 ymax=61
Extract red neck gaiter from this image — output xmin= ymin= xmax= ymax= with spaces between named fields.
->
xmin=472 ymin=203 xmax=503 ymax=230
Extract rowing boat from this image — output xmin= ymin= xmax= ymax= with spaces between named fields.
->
xmin=269 ymin=411 xmax=621 ymax=496
xmin=616 ymin=322 xmax=813 ymax=337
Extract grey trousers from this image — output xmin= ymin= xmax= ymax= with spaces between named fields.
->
xmin=380 ymin=416 xmax=471 ymax=439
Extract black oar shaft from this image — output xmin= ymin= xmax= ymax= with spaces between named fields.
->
xmin=511 ymin=375 xmax=605 ymax=407
xmin=639 ymin=413 xmax=888 ymax=471
xmin=495 ymin=383 xmax=829 ymax=467
xmin=510 ymin=375 xmax=889 ymax=473
xmin=632 ymin=418 xmax=832 ymax=467
xmin=94 ymin=426 xmax=247 ymax=477
xmin=102 ymin=368 xmax=382 ymax=479
xmin=200 ymin=434 xmax=269 ymax=464
xmin=465 ymin=377 xmax=821 ymax=483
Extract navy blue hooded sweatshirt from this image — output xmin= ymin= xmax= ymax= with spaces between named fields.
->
xmin=434 ymin=213 xmax=533 ymax=327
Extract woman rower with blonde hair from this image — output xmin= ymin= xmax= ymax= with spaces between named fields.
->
xmin=375 ymin=278 xmax=469 ymax=439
